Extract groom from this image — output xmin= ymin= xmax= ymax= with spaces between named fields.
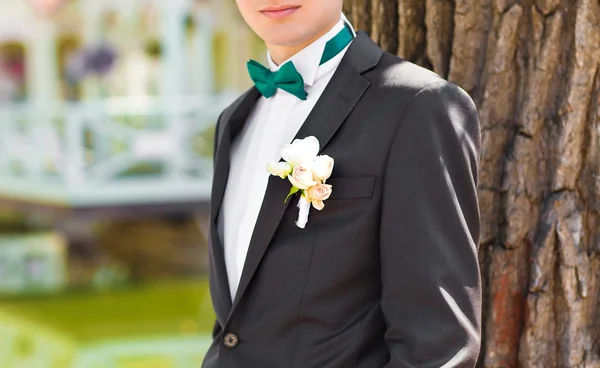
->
xmin=204 ymin=1 xmax=482 ymax=367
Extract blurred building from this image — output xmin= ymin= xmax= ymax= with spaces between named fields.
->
xmin=0 ymin=0 xmax=263 ymax=209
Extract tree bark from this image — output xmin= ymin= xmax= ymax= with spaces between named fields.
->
xmin=346 ymin=0 xmax=600 ymax=367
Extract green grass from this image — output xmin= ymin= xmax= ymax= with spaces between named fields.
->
xmin=0 ymin=278 xmax=215 ymax=343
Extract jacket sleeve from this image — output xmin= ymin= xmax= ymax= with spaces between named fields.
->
xmin=380 ymin=81 xmax=482 ymax=367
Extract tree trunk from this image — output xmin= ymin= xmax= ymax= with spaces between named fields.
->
xmin=344 ymin=0 xmax=600 ymax=367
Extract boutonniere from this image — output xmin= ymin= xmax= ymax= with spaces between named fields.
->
xmin=266 ymin=136 xmax=334 ymax=229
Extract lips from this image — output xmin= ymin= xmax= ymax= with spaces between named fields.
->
xmin=260 ymin=5 xmax=300 ymax=20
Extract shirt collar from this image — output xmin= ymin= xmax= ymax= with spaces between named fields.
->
xmin=267 ymin=15 xmax=354 ymax=87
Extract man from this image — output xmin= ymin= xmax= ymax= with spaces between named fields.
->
xmin=203 ymin=1 xmax=482 ymax=367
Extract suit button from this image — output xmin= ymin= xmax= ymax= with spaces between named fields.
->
xmin=223 ymin=333 xmax=239 ymax=348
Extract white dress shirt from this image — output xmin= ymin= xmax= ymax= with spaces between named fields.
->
xmin=220 ymin=17 xmax=355 ymax=300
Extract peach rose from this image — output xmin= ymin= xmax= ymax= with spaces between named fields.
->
xmin=288 ymin=164 xmax=318 ymax=190
xmin=305 ymin=183 xmax=333 ymax=210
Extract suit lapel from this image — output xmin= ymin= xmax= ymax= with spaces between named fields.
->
xmin=228 ymin=32 xmax=383 ymax=315
xmin=209 ymin=86 xmax=261 ymax=322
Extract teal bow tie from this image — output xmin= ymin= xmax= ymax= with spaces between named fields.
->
xmin=247 ymin=23 xmax=354 ymax=101
xmin=247 ymin=60 xmax=308 ymax=100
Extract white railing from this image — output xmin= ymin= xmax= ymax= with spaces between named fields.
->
xmin=0 ymin=93 xmax=237 ymax=207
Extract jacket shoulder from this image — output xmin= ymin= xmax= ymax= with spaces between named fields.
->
xmin=367 ymin=52 xmax=475 ymax=109
xmin=368 ymin=52 xmax=449 ymax=94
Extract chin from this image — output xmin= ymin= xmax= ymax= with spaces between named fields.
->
xmin=260 ymin=27 xmax=313 ymax=47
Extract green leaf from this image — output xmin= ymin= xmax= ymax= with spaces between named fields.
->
xmin=284 ymin=186 xmax=300 ymax=203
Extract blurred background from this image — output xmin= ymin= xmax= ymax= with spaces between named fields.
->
xmin=0 ymin=0 xmax=263 ymax=367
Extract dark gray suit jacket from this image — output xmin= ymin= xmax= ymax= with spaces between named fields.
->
xmin=203 ymin=31 xmax=481 ymax=368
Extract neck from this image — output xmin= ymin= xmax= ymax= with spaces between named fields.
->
xmin=267 ymin=19 xmax=339 ymax=66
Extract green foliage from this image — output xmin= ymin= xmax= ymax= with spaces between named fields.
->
xmin=285 ymin=186 xmax=300 ymax=203
xmin=0 ymin=279 xmax=215 ymax=342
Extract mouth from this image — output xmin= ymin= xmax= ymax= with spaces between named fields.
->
xmin=260 ymin=5 xmax=301 ymax=20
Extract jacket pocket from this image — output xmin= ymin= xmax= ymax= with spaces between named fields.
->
xmin=326 ymin=176 xmax=376 ymax=200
